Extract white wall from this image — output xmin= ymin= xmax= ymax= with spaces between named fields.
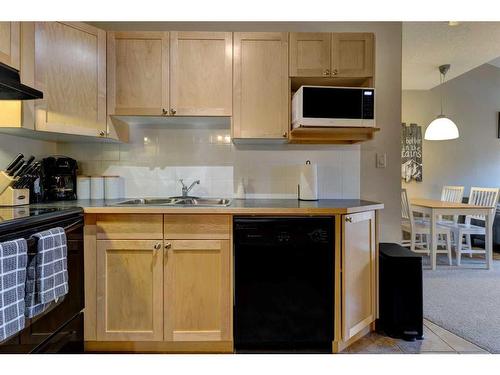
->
xmin=58 ymin=126 xmax=360 ymax=199
xmin=402 ymin=63 xmax=500 ymax=199
xmin=0 ymin=134 xmax=56 ymax=169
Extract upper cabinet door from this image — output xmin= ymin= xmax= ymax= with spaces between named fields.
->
xmin=331 ymin=33 xmax=374 ymax=78
xmin=233 ymin=32 xmax=289 ymax=139
xmin=289 ymin=32 xmax=331 ymax=77
xmin=170 ymin=32 xmax=232 ymax=116
xmin=0 ymin=22 xmax=20 ymax=69
xmin=107 ymin=31 xmax=169 ymax=116
xmin=34 ymin=22 xmax=107 ymax=137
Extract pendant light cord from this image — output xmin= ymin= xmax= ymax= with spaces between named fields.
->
xmin=440 ymin=70 xmax=444 ymax=116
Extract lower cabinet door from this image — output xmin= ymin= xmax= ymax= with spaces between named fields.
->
xmin=342 ymin=211 xmax=376 ymax=341
xmin=96 ymin=240 xmax=164 ymax=341
xmin=164 ymin=239 xmax=231 ymax=342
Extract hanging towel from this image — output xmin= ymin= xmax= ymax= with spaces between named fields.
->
xmin=25 ymin=228 xmax=68 ymax=318
xmin=0 ymin=238 xmax=27 ymax=342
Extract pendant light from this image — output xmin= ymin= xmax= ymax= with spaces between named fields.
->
xmin=424 ymin=64 xmax=460 ymax=140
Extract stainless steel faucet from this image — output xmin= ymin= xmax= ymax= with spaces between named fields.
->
xmin=179 ymin=179 xmax=200 ymax=197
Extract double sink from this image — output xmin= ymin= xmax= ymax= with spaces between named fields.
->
xmin=112 ymin=197 xmax=232 ymax=207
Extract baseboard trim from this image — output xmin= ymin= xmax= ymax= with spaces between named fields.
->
xmin=332 ymin=325 xmax=372 ymax=353
xmin=85 ymin=340 xmax=234 ymax=353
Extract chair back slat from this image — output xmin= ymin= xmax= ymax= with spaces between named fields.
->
xmin=440 ymin=185 xmax=464 ymax=223
xmin=466 ymin=187 xmax=500 ymax=223
xmin=401 ymin=189 xmax=415 ymax=228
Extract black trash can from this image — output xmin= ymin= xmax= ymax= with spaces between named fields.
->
xmin=377 ymin=243 xmax=423 ymax=341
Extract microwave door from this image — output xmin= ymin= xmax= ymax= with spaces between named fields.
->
xmin=293 ymin=86 xmax=375 ymax=128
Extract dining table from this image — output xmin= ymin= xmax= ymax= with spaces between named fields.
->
xmin=410 ymin=198 xmax=496 ymax=270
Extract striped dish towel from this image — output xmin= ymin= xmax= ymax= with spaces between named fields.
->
xmin=25 ymin=228 xmax=68 ymax=318
xmin=0 ymin=238 xmax=27 ymax=342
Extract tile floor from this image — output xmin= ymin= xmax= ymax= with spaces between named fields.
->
xmin=343 ymin=319 xmax=489 ymax=354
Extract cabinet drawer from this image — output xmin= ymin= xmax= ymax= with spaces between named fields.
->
xmin=96 ymin=214 xmax=163 ymax=240
xmin=164 ymin=215 xmax=231 ymax=240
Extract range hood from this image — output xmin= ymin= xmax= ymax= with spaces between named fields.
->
xmin=0 ymin=62 xmax=43 ymax=100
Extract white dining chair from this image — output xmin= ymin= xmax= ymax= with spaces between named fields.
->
xmin=400 ymin=189 xmax=453 ymax=265
xmin=438 ymin=185 xmax=464 ymax=225
xmin=445 ymin=187 xmax=499 ymax=266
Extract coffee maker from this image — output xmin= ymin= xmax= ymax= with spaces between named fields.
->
xmin=38 ymin=156 xmax=78 ymax=201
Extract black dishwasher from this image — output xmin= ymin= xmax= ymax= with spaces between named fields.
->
xmin=234 ymin=217 xmax=334 ymax=353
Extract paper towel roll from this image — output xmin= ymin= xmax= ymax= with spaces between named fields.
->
xmin=299 ymin=161 xmax=318 ymax=201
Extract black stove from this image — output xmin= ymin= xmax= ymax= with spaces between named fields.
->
xmin=0 ymin=205 xmax=83 ymax=237
xmin=0 ymin=205 xmax=84 ymax=353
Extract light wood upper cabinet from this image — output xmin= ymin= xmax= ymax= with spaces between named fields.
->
xmin=170 ymin=32 xmax=232 ymax=116
xmin=342 ymin=210 xmax=376 ymax=342
xmin=164 ymin=239 xmax=231 ymax=342
xmin=107 ymin=31 xmax=169 ymax=116
xmin=289 ymin=32 xmax=374 ymax=78
xmin=34 ymin=22 xmax=106 ymax=137
xmin=0 ymin=22 xmax=20 ymax=69
xmin=96 ymin=239 xmax=164 ymax=341
xmin=233 ymin=32 xmax=289 ymax=139
xmin=289 ymin=32 xmax=331 ymax=77
xmin=332 ymin=33 xmax=374 ymax=78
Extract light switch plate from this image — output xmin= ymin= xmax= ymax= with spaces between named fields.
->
xmin=376 ymin=153 xmax=387 ymax=168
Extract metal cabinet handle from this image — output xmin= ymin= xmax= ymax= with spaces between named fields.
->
xmin=331 ymin=69 xmax=338 ymax=76
xmin=323 ymin=69 xmax=330 ymax=76
xmin=165 ymin=242 xmax=172 ymax=249
xmin=345 ymin=216 xmax=352 ymax=223
xmin=162 ymin=108 xmax=168 ymax=116
xmin=154 ymin=242 xmax=162 ymax=250
xmin=282 ymin=131 xmax=288 ymax=138
xmin=170 ymin=108 xmax=176 ymax=115
xmin=99 ymin=130 xmax=105 ymax=137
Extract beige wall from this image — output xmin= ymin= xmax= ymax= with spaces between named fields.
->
xmin=402 ymin=63 xmax=500 ymax=200
xmin=0 ymin=134 xmax=56 ymax=169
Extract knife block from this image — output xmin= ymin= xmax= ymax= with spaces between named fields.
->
xmin=0 ymin=187 xmax=30 ymax=206
xmin=0 ymin=170 xmax=17 ymax=195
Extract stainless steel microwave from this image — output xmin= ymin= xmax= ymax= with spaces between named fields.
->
xmin=292 ymin=86 xmax=375 ymax=128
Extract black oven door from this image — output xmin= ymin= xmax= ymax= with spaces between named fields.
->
xmin=0 ymin=215 xmax=85 ymax=353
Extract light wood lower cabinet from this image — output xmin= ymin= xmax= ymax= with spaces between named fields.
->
xmin=164 ymin=239 xmax=231 ymax=341
xmin=341 ymin=210 xmax=376 ymax=342
xmin=91 ymin=214 xmax=232 ymax=346
xmin=96 ymin=239 xmax=164 ymax=341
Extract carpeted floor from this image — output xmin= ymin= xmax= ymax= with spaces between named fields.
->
xmin=422 ymin=254 xmax=500 ymax=353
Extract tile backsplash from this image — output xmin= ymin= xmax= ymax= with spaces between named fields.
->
xmin=57 ymin=125 xmax=360 ymax=199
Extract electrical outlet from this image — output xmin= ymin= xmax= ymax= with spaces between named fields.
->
xmin=376 ymin=153 xmax=387 ymax=168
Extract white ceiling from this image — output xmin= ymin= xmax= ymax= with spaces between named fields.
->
xmin=403 ymin=22 xmax=500 ymax=90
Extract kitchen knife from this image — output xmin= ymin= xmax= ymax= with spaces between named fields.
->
xmin=5 ymin=153 xmax=24 ymax=173
xmin=7 ymin=158 xmax=25 ymax=176
xmin=19 ymin=163 xmax=41 ymax=189
xmin=13 ymin=162 xmax=37 ymax=188
xmin=13 ymin=156 xmax=35 ymax=179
